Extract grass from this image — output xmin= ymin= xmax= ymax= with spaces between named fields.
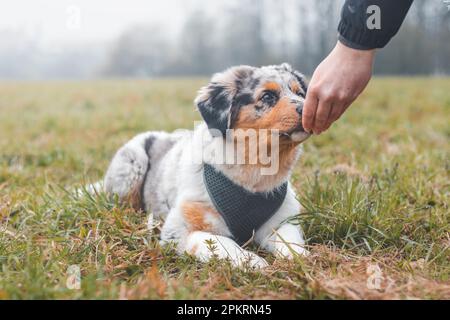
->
xmin=0 ymin=77 xmax=449 ymax=299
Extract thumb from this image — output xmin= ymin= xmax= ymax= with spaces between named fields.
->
xmin=302 ymin=88 xmax=318 ymax=133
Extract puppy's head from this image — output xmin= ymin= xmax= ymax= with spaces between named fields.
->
xmin=195 ymin=63 xmax=310 ymax=143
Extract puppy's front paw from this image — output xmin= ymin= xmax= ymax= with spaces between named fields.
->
xmin=238 ymin=252 xmax=269 ymax=269
xmin=184 ymin=232 xmax=269 ymax=270
xmin=275 ymin=243 xmax=309 ymax=259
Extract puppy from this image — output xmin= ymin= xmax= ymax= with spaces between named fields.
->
xmin=104 ymin=63 xmax=310 ymax=268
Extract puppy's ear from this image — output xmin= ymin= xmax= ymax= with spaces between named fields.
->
xmin=195 ymin=66 xmax=255 ymax=137
xmin=278 ymin=63 xmax=308 ymax=94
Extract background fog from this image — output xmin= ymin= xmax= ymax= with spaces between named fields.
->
xmin=0 ymin=0 xmax=449 ymax=79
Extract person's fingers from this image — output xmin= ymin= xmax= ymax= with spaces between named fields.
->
xmin=313 ymin=99 xmax=332 ymax=134
xmin=320 ymin=103 xmax=342 ymax=131
xmin=327 ymin=103 xmax=345 ymax=126
xmin=302 ymin=89 xmax=319 ymax=133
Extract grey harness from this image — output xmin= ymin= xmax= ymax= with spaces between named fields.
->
xmin=203 ymin=163 xmax=288 ymax=245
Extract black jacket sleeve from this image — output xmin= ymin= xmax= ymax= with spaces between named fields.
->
xmin=338 ymin=0 xmax=414 ymax=50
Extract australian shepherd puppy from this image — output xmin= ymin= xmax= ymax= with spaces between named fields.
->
xmin=103 ymin=63 xmax=311 ymax=268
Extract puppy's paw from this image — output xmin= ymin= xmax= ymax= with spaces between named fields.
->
xmin=237 ymin=252 xmax=269 ymax=270
xmin=275 ymin=243 xmax=309 ymax=259
xmin=184 ymin=231 xmax=269 ymax=270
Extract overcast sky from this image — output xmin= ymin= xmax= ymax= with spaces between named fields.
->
xmin=0 ymin=0 xmax=212 ymax=47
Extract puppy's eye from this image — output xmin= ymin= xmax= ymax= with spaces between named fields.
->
xmin=261 ymin=92 xmax=278 ymax=105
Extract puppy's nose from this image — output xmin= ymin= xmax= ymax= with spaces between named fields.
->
xmin=291 ymin=99 xmax=303 ymax=115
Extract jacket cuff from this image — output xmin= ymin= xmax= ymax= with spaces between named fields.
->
xmin=338 ymin=20 xmax=392 ymax=50
xmin=338 ymin=34 xmax=374 ymax=51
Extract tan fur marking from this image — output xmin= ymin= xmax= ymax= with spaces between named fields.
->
xmin=235 ymin=97 xmax=300 ymax=133
xmin=290 ymin=81 xmax=302 ymax=95
xmin=182 ymin=202 xmax=219 ymax=232
xmin=264 ymin=82 xmax=281 ymax=92
xmin=278 ymin=142 xmax=300 ymax=173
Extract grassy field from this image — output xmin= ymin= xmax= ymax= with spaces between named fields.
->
xmin=0 ymin=77 xmax=449 ymax=299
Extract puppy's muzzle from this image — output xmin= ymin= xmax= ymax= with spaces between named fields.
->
xmin=292 ymin=100 xmax=306 ymax=133
xmin=279 ymin=100 xmax=310 ymax=142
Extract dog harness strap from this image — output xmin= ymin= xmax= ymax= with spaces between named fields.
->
xmin=203 ymin=163 xmax=287 ymax=245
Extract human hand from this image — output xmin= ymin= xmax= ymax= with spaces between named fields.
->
xmin=302 ymin=41 xmax=376 ymax=134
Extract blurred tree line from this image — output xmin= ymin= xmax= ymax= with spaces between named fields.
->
xmin=103 ymin=0 xmax=450 ymax=76
xmin=0 ymin=0 xmax=448 ymax=79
